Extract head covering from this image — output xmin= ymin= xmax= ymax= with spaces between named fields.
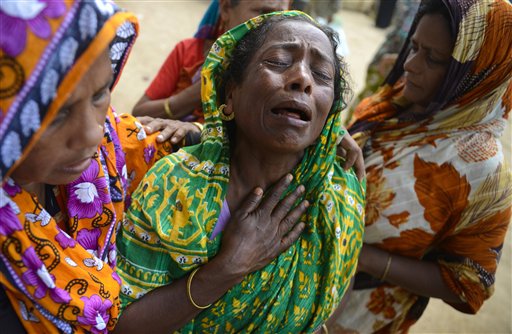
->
xmin=0 ymin=0 xmax=136 ymax=182
xmin=339 ymin=1 xmax=512 ymax=332
xmin=0 ymin=1 xmax=137 ymax=332
xmin=194 ymin=0 xmax=221 ymax=39
xmin=117 ymin=10 xmax=365 ymax=333
xmin=349 ymin=0 xmax=512 ymax=137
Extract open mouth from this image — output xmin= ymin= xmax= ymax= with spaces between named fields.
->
xmin=271 ymin=108 xmax=311 ymax=121
xmin=271 ymin=100 xmax=312 ymax=122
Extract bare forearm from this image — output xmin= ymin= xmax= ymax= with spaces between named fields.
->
xmin=133 ymin=85 xmax=201 ymax=119
xmin=358 ymin=244 xmax=463 ymax=303
xmin=132 ymin=97 xmax=168 ymax=118
xmin=113 ymin=255 xmax=243 ymax=333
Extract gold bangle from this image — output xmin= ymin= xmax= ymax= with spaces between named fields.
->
xmin=186 ymin=267 xmax=212 ymax=309
xmin=192 ymin=122 xmax=203 ymax=132
xmin=163 ymin=97 xmax=173 ymax=118
xmin=380 ymin=254 xmax=392 ymax=281
xmin=322 ymin=324 xmax=329 ymax=334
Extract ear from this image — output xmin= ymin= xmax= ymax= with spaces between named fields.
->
xmin=224 ymin=81 xmax=235 ymax=115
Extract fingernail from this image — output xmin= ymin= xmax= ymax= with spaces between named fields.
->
xmin=157 ymin=135 xmax=163 ymax=141
xmin=145 ymin=126 xmax=152 ymax=132
xmin=171 ymin=137 xmax=178 ymax=143
xmin=287 ymin=174 xmax=293 ymax=182
xmin=298 ymin=185 xmax=305 ymax=193
xmin=303 ymin=200 xmax=309 ymax=208
xmin=253 ymin=187 xmax=263 ymax=196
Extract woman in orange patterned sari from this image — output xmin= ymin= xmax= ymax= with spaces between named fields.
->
xmin=337 ymin=0 xmax=512 ymax=333
xmin=0 ymin=1 xmax=201 ymax=332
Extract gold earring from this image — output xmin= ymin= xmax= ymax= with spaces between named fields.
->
xmin=219 ymin=104 xmax=234 ymax=121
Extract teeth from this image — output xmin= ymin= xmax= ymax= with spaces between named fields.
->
xmin=272 ymin=108 xmax=307 ymax=121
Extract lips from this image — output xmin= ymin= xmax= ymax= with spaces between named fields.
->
xmin=404 ymin=75 xmax=420 ymax=89
xmin=61 ymin=155 xmax=94 ymax=174
xmin=271 ymin=100 xmax=312 ymax=122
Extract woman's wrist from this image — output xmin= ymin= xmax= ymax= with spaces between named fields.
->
xmin=207 ymin=253 xmax=247 ymax=286
xmin=163 ymin=97 xmax=173 ymax=118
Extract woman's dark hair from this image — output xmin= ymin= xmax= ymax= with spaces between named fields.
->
xmin=415 ymin=0 xmax=455 ymax=39
xmin=220 ymin=15 xmax=351 ymax=112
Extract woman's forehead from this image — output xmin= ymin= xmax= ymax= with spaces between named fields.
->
xmin=258 ymin=20 xmax=333 ymax=59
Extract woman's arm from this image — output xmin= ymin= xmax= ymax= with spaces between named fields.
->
xmin=113 ymin=175 xmax=309 ymax=333
xmin=132 ymin=81 xmax=202 ymax=119
xmin=132 ymin=39 xmax=203 ymax=119
xmin=136 ymin=116 xmax=201 ymax=144
xmin=357 ymin=244 xmax=462 ymax=303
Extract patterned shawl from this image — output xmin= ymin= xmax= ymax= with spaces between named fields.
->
xmin=117 ymin=11 xmax=365 ymax=333
xmin=194 ymin=0 xmax=221 ymax=40
xmin=339 ymin=0 xmax=512 ymax=332
xmin=0 ymin=1 xmax=150 ymax=333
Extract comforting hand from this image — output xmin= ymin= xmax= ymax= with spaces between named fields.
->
xmin=217 ymin=174 xmax=309 ymax=278
xmin=337 ymin=132 xmax=365 ymax=181
xmin=137 ymin=116 xmax=201 ymax=143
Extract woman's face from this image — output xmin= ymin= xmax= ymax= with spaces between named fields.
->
xmin=403 ymin=13 xmax=454 ymax=109
xmin=11 ymin=50 xmax=113 ymax=187
xmin=222 ymin=0 xmax=290 ymax=30
xmin=226 ymin=20 xmax=335 ymax=155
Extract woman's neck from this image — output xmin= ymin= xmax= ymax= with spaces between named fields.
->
xmin=227 ymin=143 xmax=303 ymax=211
xmin=408 ymin=103 xmax=427 ymax=115
xmin=19 ymin=182 xmax=46 ymax=206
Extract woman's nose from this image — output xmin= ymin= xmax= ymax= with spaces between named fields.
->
xmin=285 ymin=63 xmax=313 ymax=95
xmin=69 ymin=106 xmax=104 ymax=150
xmin=404 ymin=50 xmax=422 ymax=74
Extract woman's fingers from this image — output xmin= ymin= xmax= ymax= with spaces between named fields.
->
xmin=279 ymin=222 xmax=306 ymax=251
xmin=271 ymin=184 xmax=305 ymax=222
xmin=236 ymin=187 xmax=264 ymax=217
xmin=277 ymin=200 xmax=309 ymax=236
xmin=137 ymin=116 xmax=153 ymax=126
xmin=137 ymin=117 xmax=200 ymax=143
xmin=259 ymin=174 xmax=293 ymax=213
xmin=156 ymin=123 xmax=178 ymax=142
xmin=353 ymin=152 xmax=366 ymax=181
xmin=338 ymin=133 xmax=365 ymax=181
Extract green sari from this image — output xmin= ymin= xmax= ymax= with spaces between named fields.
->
xmin=116 ymin=11 xmax=365 ymax=333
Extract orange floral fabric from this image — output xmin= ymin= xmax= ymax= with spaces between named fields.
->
xmin=338 ymin=1 xmax=512 ymax=333
xmin=0 ymin=111 xmax=172 ymax=333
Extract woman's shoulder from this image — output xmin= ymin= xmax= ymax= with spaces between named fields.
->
xmin=174 ymin=37 xmax=206 ymax=54
xmin=331 ymin=157 xmax=366 ymax=195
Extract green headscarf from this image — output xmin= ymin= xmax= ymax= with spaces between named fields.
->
xmin=117 ymin=10 xmax=365 ymax=333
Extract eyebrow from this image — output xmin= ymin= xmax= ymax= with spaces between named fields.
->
xmin=411 ymin=36 xmax=451 ymax=59
xmin=60 ymin=74 xmax=114 ymax=110
xmin=266 ymin=42 xmax=334 ymax=65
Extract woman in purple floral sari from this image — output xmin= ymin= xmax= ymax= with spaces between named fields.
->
xmin=0 ymin=1 xmax=201 ymax=332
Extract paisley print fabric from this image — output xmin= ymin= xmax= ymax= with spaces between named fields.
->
xmin=116 ymin=11 xmax=365 ymax=334
xmin=338 ymin=1 xmax=512 ymax=333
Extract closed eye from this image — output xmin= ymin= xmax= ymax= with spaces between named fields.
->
xmin=50 ymin=107 xmax=72 ymax=126
xmin=313 ymin=70 xmax=332 ymax=82
xmin=264 ymin=59 xmax=289 ymax=67
xmin=92 ymin=87 xmax=110 ymax=103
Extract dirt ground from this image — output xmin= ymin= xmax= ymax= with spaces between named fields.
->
xmin=111 ymin=1 xmax=511 ymax=333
